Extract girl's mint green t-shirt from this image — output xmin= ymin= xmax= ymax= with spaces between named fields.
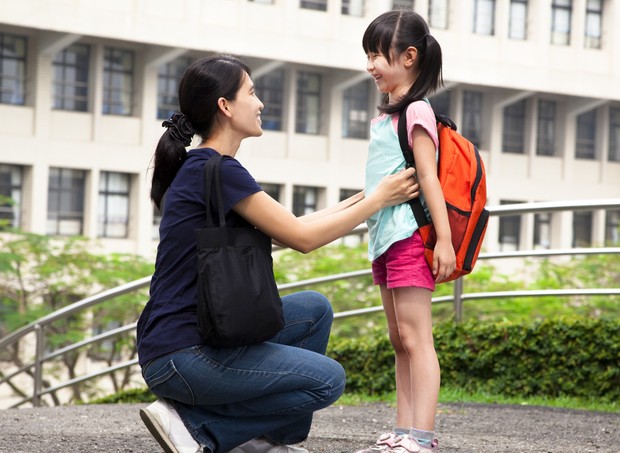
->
xmin=365 ymin=100 xmax=439 ymax=261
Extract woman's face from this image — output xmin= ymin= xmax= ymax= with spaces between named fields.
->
xmin=228 ymin=73 xmax=265 ymax=138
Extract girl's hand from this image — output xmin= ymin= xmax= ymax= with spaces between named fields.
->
xmin=373 ymin=167 xmax=419 ymax=208
xmin=432 ymin=239 xmax=456 ymax=282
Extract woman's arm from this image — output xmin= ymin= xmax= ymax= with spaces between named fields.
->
xmin=233 ymin=168 xmax=418 ymax=253
xmin=412 ymin=126 xmax=456 ymax=281
xmin=297 ymin=190 xmax=365 ymax=223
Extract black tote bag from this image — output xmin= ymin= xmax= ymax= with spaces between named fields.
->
xmin=195 ymin=154 xmax=284 ymax=347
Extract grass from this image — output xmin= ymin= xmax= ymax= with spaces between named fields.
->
xmin=336 ymin=386 xmax=619 ymax=414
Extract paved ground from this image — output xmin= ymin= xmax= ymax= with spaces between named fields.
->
xmin=0 ymin=402 xmax=618 ymax=453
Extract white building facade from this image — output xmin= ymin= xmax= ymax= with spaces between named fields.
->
xmin=0 ymin=0 xmax=619 ymax=259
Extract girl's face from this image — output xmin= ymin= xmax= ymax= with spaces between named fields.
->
xmin=227 ymin=73 xmax=265 ymax=138
xmin=366 ymin=49 xmax=417 ymax=103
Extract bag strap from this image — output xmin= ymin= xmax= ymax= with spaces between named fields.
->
xmin=397 ymin=108 xmax=430 ymax=227
xmin=203 ymin=154 xmax=226 ymax=228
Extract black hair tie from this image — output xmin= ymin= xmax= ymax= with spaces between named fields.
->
xmin=162 ymin=112 xmax=195 ymax=147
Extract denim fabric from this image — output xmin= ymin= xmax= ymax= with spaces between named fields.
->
xmin=141 ymin=291 xmax=346 ymax=453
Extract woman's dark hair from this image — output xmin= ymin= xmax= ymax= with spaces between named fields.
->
xmin=362 ymin=11 xmax=443 ymax=115
xmin=150 ymin=55 xmax=251 ymax=209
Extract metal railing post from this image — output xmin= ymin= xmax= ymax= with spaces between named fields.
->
xmin=32 ymin=324 xmax=45 ymax=407
xmin=453 ymin=277 xmax=464 ymax=323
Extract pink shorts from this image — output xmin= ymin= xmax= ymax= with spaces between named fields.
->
xmin=372 ymin=231 xmax=435 ymax=291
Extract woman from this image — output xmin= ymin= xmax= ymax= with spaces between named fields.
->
xmin=137 ymin=55 xmax=419 ymax=453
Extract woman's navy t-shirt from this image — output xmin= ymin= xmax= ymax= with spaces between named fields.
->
xmin=136 ymin=148 xmax=262 ymax=367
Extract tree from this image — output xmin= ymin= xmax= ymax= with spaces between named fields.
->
xmin=0 ymin=231 xmax=152 ymax=405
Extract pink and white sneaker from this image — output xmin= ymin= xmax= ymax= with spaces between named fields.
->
xmin=408 ymin=437 xmax=439 ymax=453
xmin=354 ymin=432 xmax=399 ymax=452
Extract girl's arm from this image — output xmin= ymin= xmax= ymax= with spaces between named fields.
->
xmin=412 ymin=125 xmax=456 ymax=281
xmin=233 ymin=168 xmax=418 ymax=253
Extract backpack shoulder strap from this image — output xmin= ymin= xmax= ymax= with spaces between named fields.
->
xmin=397 ymin=106 xmax=430 ymax=227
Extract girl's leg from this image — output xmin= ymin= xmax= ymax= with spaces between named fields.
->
xmin=379 ymin=285 xmax=413 ymax=428
xmin=392 ymin=286 xmax=440 ymax=431
xmin=142 ymin=291 xmax=345 ymax=453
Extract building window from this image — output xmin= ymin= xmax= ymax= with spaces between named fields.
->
xmin=296 ymin=72 xmax=322 ymax=134
xmin=509 ymin=0 xmax=528 ymax=39
xmin=584 ymin=0 xmax=602 ymax=49
xmin=576 ymin=109 xmax=597 ymax=159
xmin=502 ymin=100 xmax=526 ymax=154
xmin=499 ymin=200 xmax=522 ymax=251
xmin=428 ymin=0 xmax=449 ymax=28
xmin=47 ymin=168 xmax=86 ymax=236
xmin=340 ymin=188 xmax=359 ymax=201
xmin=473 ymin=0 xmax=496 ymax=35
xmin=572 ymin=211 xmax=592 ymax=247
xmin=52 ymin=43 xmax=90 ymax=112
xmin=255 ymin=69 xmax=285 ymax=131
xmin=342 ymin=80 xmax=370 ymax=139
xmin=533 ymin=212 xmax=552 ymax=249
xmin=260 ymin=183 xmax=282 ymax=203
xmin=293 ymin=186 xmax=319 ymax=216
xmin=429 ymin=90 xmax=450 ymax=117
xmin=157 ymin=57 xmax=191 ymax=120
xmin=551 ymin=0 xmax=572 ymax=45
xmin=103 ymin=47 xmax=134 ymax=115
xmin=537 ymin=100 xmax=556 ymax=156
xmin=342 ymin=0 xmax=364 ymax=16
xmin=462 ymin=91 xmax=483 ymax=149
xmin=300 ymin=0 xmax=327 ymax=11
xmin=605 ymin=210 xmax=620 ymax=245
xmin=609 ymin=107 xmax=620 ymax=162
xmin=0 ymin=164 xmax=23 ymax=229
xmin=0 ymin=33 xmax=27 ymax=105
xmin=392 ymin=0 xmax=414 ymax=9
xmin=98 ymin=172 xmax=130 ymax=238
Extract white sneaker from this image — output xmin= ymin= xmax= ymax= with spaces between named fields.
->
xmin=140 ymin=399 xmax=202 ymax=453
xmin=227 ymin=437 xmax=309 ymax=453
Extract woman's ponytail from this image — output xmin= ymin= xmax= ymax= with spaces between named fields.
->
xmin=150 ymin=113 xmax=195 ymax=210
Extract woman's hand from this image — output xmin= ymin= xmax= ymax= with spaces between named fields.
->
xmin=432 ymin=238 xmax=456 ymax=282
xmin=373 ymin=167 xmax=419 ymax=208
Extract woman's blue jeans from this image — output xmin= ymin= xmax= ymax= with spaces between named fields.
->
xmin=141 ymin=291 xmax=346 ymax=453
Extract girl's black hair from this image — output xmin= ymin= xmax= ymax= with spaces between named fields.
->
xmin=362 ymin=10 xmax=443 ymax=115
xmin=150 ymin=55 xmax=251 ymax=209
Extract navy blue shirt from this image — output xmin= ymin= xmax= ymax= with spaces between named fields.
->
xmin=137 ymin=148 xmax=262 ymax=367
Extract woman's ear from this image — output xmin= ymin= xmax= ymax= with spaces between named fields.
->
xmin=404 ymin=46 xmax=418 ymax=68
xmin=217 ymin=97 xmax=232 ymax=117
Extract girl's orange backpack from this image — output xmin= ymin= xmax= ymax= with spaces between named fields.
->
xmin=398 ymin=108 xmax=489 ymax=283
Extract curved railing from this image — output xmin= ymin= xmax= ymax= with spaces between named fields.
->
xmin=0 ymin=199 xmax=619 ymax=407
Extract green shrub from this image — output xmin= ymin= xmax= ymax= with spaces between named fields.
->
xmin=329 ymin=318 xmax=620 ymax=402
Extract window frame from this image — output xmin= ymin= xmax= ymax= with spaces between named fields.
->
xmin=342 ymin=80 xmax=371 ymax=139
xmin=0 ymin=32 xmax=27 ymax=105
xmin=0 ymin=164 xmax=23 ymax=230
xmin=47 ymin=168 xmax=86 ymax=236
xmin=295 ymin=71 xmax=322 ymax=135
xmin=536 ymin=100 xmax=557 ymax=156
xmin=462 ymin=91 xmax=483 ymax=149
xmin=551 ymin=0 xmax=572 ymax=45
xmin=255 ymin=69 xmax=285 ymax=131
xmin=98 ymin=171 xmax=131 ymax=239
xmin=473 ymin=0 xmax=496 ymax=36
xmin=575 ymin=109 xmax=597 ymax=160
xmin=508 ymin=0 xmax=528 ymax=40
xmin=53 ymin=43 xmax=91 ymax=112
xmin=584 ymin=0 xmax=603 ymax=49
xmin=102 ymin=47 xmax=135 ymax=116
xmin=157 ymin=56 xmax=192 ymax=120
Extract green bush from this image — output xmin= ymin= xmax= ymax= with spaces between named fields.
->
xmin=329 ymin=318 xmax=620 ymax=402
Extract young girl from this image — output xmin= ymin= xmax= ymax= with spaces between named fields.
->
xmin=355 ymin=11 xmax=456 ymax=453
xmin=137 ymin=55 xmax=419 ymax=453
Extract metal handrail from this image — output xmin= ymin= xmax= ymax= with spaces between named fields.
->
xmin=0 ymin=199 xmax=619 ymax=407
